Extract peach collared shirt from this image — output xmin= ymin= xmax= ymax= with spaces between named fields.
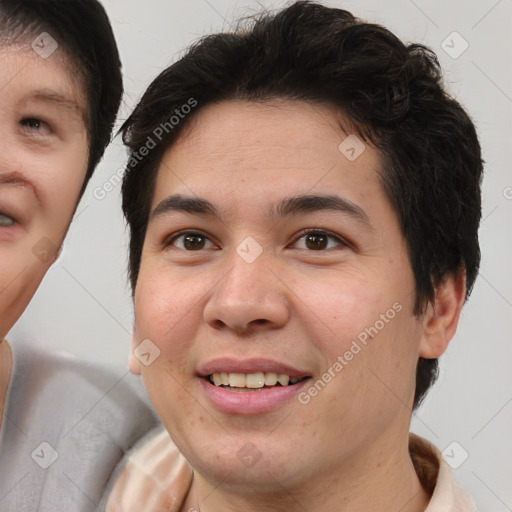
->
xmin=105 ymin=430 xmax=477 ymax=512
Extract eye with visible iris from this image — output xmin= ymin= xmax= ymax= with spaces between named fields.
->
xmin=166 ymin=231 xmax=216 ymax=251
xmin=292 ymin=229 xmax=346 ymax=251
xmin=164 ymin=229 xmax=346 ymax=252
xmin=0 ymin=212 xmax=15 ymax=227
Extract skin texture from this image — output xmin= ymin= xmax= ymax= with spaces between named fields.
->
xmin=0 ymin=45 xmax=88 ymax=426
xmin=130 ymin=100 xmax=465 ymax=512
xmin=0 ymin=341 xmax=11 ymax=424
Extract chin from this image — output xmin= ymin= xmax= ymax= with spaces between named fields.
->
xmin=180 ymin=435 xmax=307 ymax=491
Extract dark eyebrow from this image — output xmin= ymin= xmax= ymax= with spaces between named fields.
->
xmin=151 ymin=194 xmax=216 ymax=220
xmin=271 ymin=194 xmax=371 ymax=227
xmin=151 ymin=193 xmax=371 ymax=229
xmin=0 ymin=171 xmax=41 ymax=206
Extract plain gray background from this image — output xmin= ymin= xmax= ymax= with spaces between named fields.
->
xmin=9 ymin=1 xmax=512 ymax=510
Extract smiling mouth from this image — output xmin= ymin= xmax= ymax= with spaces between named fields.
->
xmin=207 ymin=372 xmax=310 ymax=391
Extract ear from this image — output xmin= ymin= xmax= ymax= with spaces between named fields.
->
xmin=419 ymin=270 xmax=466 ymax=359
xmin=128 ymin=324 xmax=142 ymax=375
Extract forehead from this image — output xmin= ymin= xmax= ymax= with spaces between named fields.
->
xmin=152 ymin=100 xmax=383 ymax=212
xmin=0 ymin=44 xmax=87 ymax=118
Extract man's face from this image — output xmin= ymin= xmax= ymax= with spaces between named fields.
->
xmin=134 ymin=100 xmax=425 ymax=490
xmin=0 ymin=45 xmax=88 ymax=338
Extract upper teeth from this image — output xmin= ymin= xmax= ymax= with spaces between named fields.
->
xmin=210 ymin=372 xmax=300 ymax=388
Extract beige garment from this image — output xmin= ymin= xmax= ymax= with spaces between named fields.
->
xmin=105 ymin=430 xmax=192 ymax=512
xmin=105 ymin=430 xmax=477 ymax=512
xmin=409 ymin=433 xmax=477 ymax=511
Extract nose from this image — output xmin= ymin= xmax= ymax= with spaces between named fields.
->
xmin=203 ymin=253 xmax=290 ymax=335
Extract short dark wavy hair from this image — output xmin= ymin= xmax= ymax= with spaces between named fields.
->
xmin=120 ymin=1 xmax=483 ymax=409
xmin=0 ymin=0 xmax=123 ymax=192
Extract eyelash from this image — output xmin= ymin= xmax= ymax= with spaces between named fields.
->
xmin=293 ymin=228 xmax=348 ymax=250
xmin=20 ymin=117 xmax=52 ymax=136
xmin=164 ymin=228 xmax=348 ymax=252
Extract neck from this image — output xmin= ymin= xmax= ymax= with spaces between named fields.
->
xmin=182 ymin=434 xmax=431 ymax=512
xmin=0 ymin=340 xmax=13 ymax=431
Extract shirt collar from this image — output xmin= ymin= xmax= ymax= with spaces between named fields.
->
xmin=409 ymin=433 xmax=478 ymax=512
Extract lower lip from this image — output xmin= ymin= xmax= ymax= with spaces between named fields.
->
xmin=199 ymin=377 xmax=311 ymax=415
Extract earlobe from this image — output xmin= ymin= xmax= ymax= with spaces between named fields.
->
xmin=419 ymin=270 xmax=466 ymax=359
xmin=129 ymin=325 xmax=142 ymax=375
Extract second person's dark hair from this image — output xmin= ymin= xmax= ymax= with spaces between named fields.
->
xmin=120 ymin=1 xmax=483 ymax=409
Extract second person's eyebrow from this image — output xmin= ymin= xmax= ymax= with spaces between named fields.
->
xmin=151 ymin=195 xmax=216 ymax=219
xmin=150 ymin=193 xmax=372 ymax=229
xmin=270 ymin=194 xmax=371 ymax=228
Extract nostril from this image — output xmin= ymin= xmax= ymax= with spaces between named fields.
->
xmin=212 ymin=319 xmax=227 ymax=329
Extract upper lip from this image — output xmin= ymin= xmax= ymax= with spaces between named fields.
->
xmin=198 ymin=358 xmax=310 ymax=378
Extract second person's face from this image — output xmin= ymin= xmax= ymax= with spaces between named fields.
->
xmin=133 ymin=99 xmax=424 ymax=495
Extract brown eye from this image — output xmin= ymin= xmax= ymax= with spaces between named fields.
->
xmin=167 ymin=231 xmax=215 ymax=251
xmin=183 ymin=233 xmax=206 ymax=250
xmin=304 ymin=233 xmax=328 ymax=250
xmin=293 ymin=230 xmax=345 ymax=251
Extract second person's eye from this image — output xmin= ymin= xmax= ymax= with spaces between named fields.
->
xmin=292 ymin=230 xmax=346 ymax=251
xmin=167 ymin=231 xmax=216 ymax=251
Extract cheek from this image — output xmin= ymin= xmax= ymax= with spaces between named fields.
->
xmin=36 ymin=137 xmax=89 ymax=242
xmin=335 ymin=308 xmax=421 ymax=415
xmin=135 ymin=266 xmax=203 ymax=430
xmin=291 ymin=270 xmax=381 ymax=352
xmin=374 ymin=311 xmax=422 ymax=381
xmin=293 ymin=269 xmax=419 ymax=400
xmin=0 ymin=240 xmax=52 ymax=337
xmin=134 ymin=260 xmax=205 ymax=361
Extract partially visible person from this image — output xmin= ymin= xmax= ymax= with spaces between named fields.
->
xmin=102 ymin=1 xmax=482 ymax=511
xmin=0 ymin=0 xmax=121 ymax=344
xmin=0 ymin=0 xmax=122 ymax=418
xmin=0 ymin=1 xmax=158 ymax=509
